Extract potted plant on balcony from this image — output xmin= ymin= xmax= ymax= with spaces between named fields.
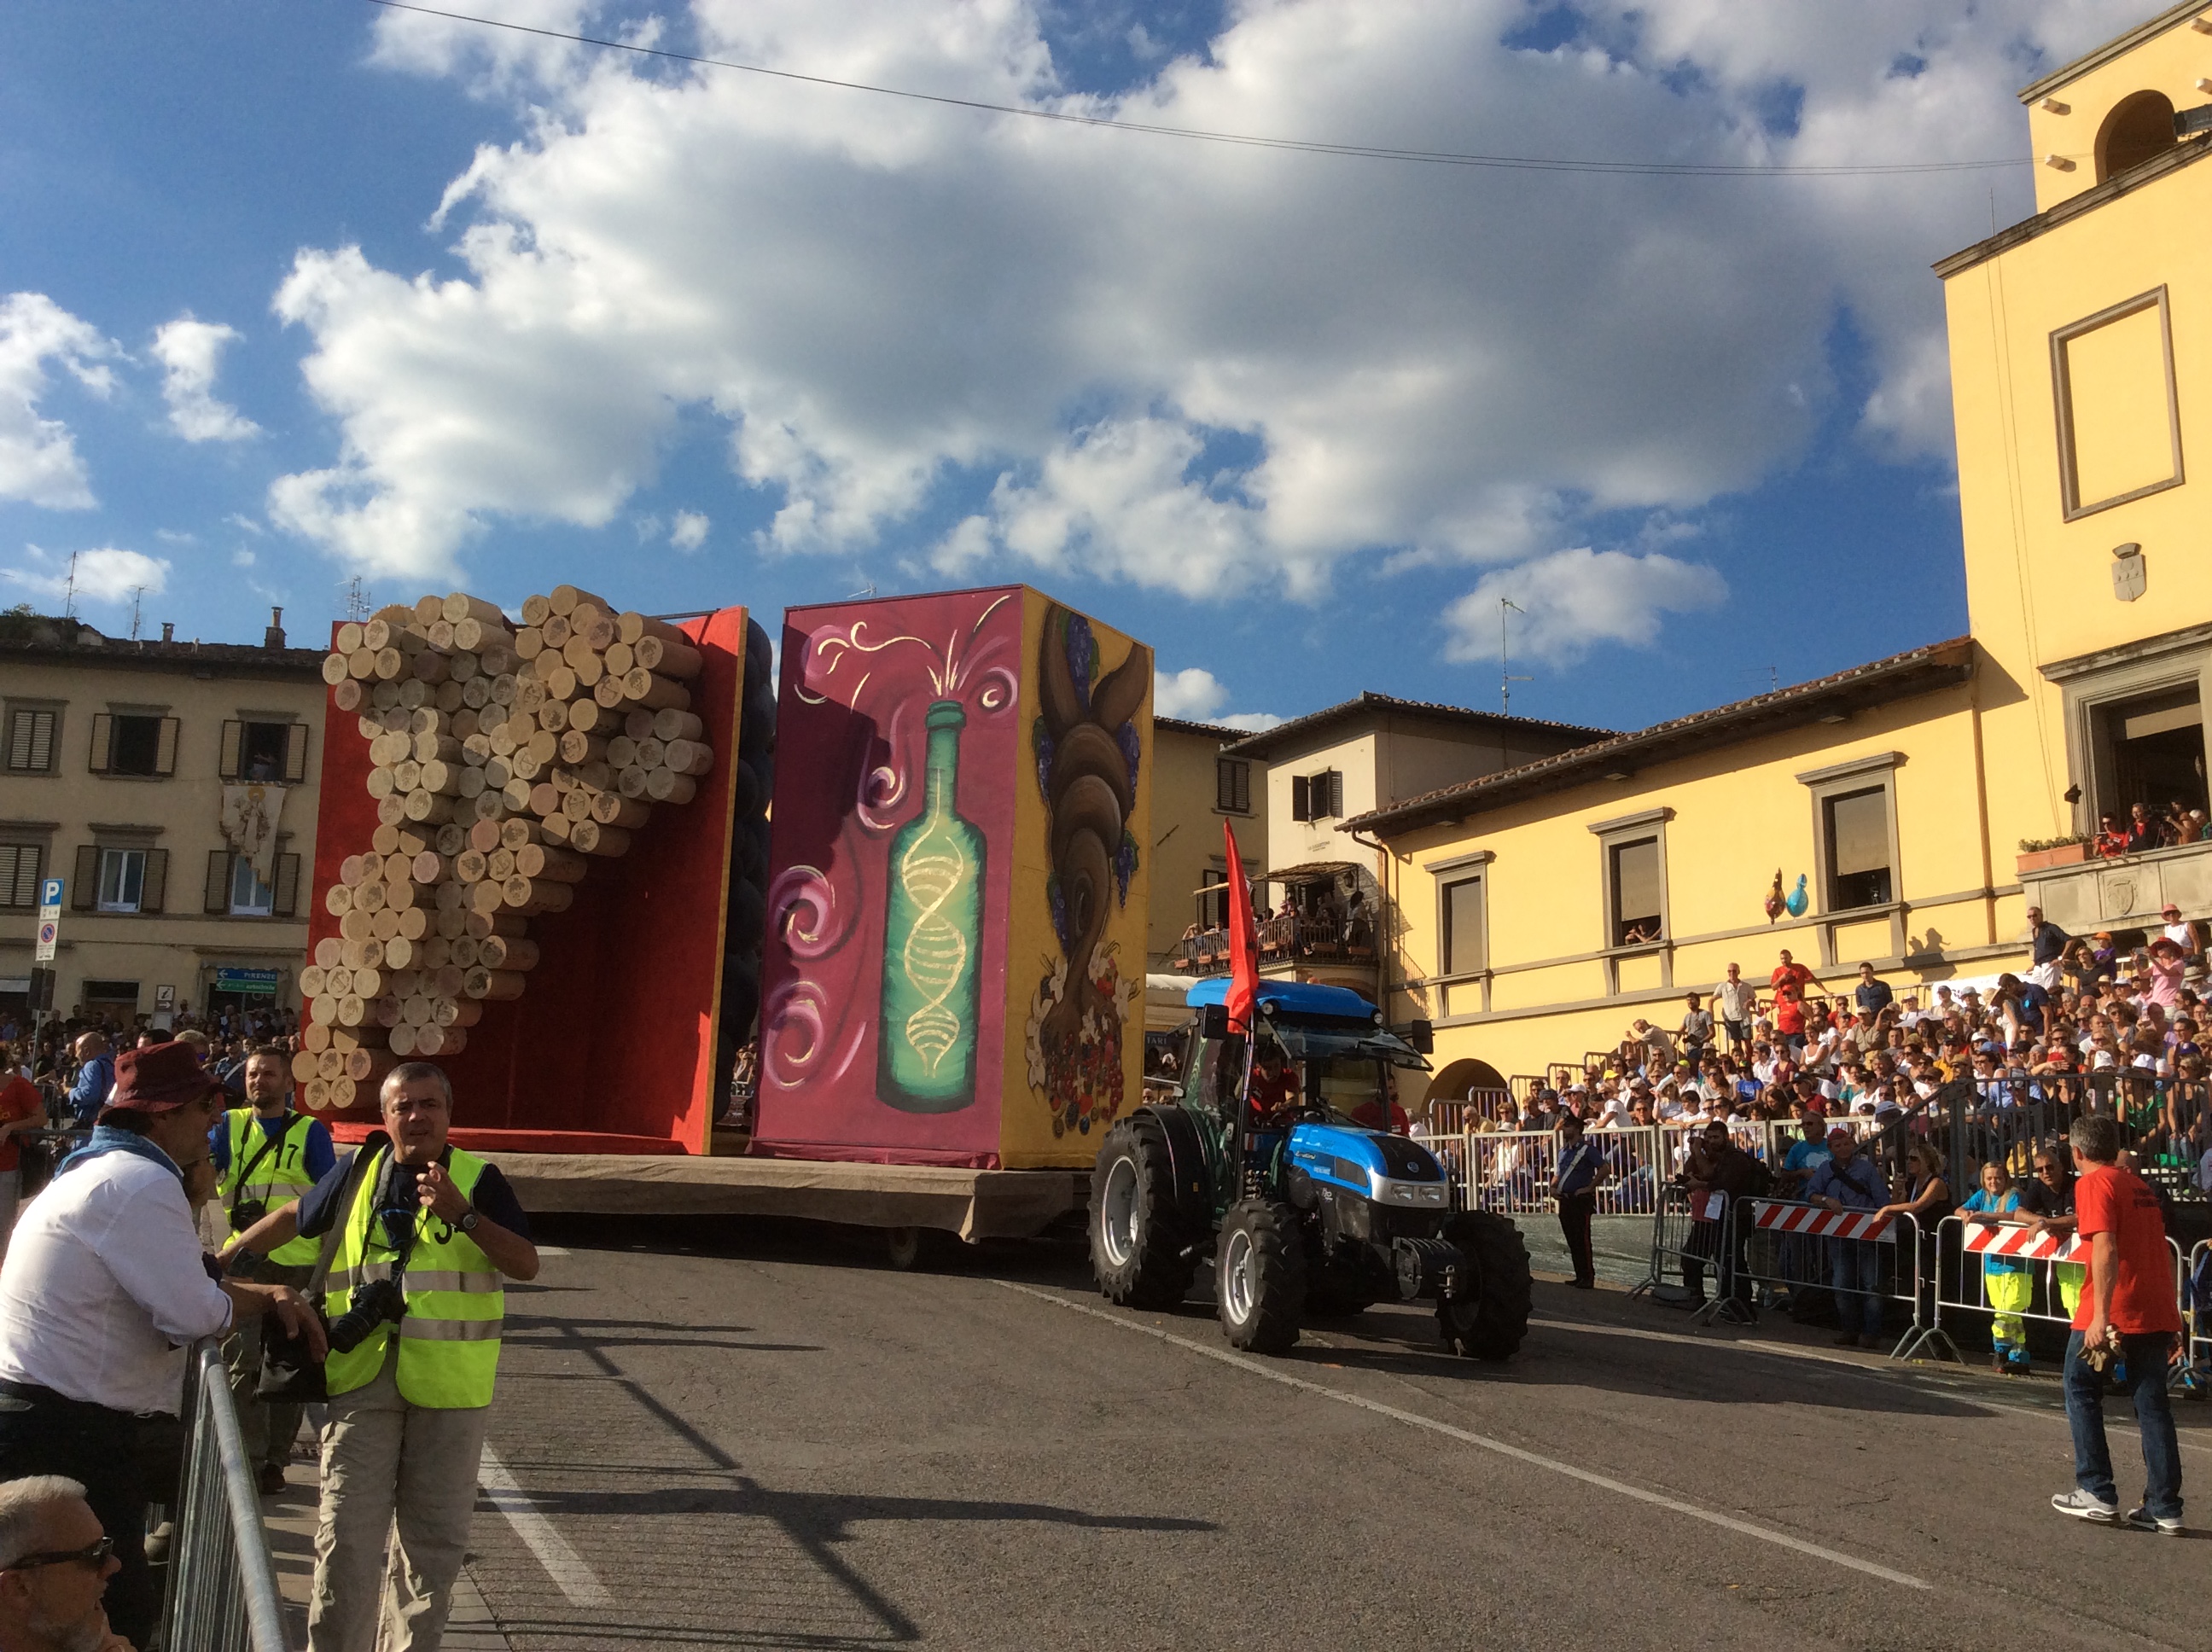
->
xmin=2017 ymin=834 xmax=2093 ymax=875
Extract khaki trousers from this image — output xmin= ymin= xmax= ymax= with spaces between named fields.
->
xmin=308 ymin=1347 xmax=491 ymax=1652
xmin=224 ymin=1254 xmax=313 ymax=1471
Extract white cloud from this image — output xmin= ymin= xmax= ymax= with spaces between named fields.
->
xmin=232 ymin=549 xmax=257 ymax=568
xmin=150 ymin=316 xmax=260 ymax=443
xmin=0 ymin=293 xmax=118 ymax=509
xmin=1153 ymin=665 xmax=1282 ymax=731
xmin=271 ymin=0 xmax=2142 ymax=622
xmin=225 ymin=513 xmax=265 ymax=534
xmin=3 ymin=545 xmax=172 ymax=605
xmin=669 ymin=509 xmax=709 ymax=551
xmin=1442 ymin=547 xmax=1727 ymax=666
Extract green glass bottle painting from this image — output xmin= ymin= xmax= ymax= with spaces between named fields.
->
xmin=878 ymin=699 xmax=985 ymax=1111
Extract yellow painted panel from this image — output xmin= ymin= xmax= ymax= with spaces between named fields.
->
xmin=2063 ymin=300 xmax=2175 ymax=507
xmin=1487 ymin=960 xmax=1605 ymax=1013
xmin=1615 ymin=951 xmax=1662 ymax=994
xmin=1831 ymin=918 xmax=1893 ymax=965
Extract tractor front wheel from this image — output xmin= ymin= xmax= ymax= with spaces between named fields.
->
xmin=1090 ymin=1114 xmax=1196 ymax=1308
xmin=1216 ymin=1199 xmax=1307 ymax=1354
xmin=1438 ymin=1211 xmax=1532 ymax=1362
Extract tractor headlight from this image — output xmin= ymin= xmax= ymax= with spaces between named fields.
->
xmin=1375 ymin=1177 xmax=1447 ymax=1207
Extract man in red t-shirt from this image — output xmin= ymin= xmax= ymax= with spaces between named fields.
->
xmin=1769 ymin=951 xmax=1813 ymax=1054
xmin=2050 ymin=1114 xmax=2183 ymax=1533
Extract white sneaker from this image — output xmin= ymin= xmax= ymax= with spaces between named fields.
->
xmin=2123 ymin=1506 xmax=2182 ymax=1535
xmin=2051 ymin=1490 xmax=2120 ymax=1523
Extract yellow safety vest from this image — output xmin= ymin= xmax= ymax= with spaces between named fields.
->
xmin=220 ymin=1108 xmax=322 ymax=1267
xmin=323 ymin=1145 xmax=505 ymax=1409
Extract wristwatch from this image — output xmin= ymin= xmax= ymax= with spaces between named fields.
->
xmin=458 ymin=1207 xmax=480 ymax=1234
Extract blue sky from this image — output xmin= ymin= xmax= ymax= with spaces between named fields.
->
xmin=0 ymin=2 xmax=2123 ymax=734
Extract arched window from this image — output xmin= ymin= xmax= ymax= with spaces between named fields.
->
xmin=2097 ymin=90 xmax=2176 ymax=182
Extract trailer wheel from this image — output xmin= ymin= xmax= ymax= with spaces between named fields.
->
xmin=1090 ymin=1115 xmax=1196 ymax=1308
xmin=1216 ymin=1199 xmax=1306 ymax=1355
xmin=1437 ymin=1211 xmax=1531 ymax=1362
xmin=884 ymin=1226 xmax=960 ymax=1271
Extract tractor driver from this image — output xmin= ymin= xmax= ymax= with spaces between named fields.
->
xmin=1248 ymin=1044 xmax=1301 ymax=1126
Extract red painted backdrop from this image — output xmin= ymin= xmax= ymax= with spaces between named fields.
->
xmin=311 ymin=608 xmax=748 ymax=1154
xmin=754 ymin=589 xmax=1025 ymax=1166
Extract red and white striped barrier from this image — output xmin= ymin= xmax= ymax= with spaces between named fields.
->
xmin=1752 ymin=1201 xmax=1895 ymax=1242
xmin=1958 ymin=1220 xmax=2084 ymax=1263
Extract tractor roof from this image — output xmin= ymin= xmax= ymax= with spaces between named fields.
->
xmin=1184 ymin=977 xmax=1380 ymax=1020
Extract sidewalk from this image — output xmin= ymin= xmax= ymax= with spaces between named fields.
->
xmin=260 ymin=1453 xmax=510 ymax=1651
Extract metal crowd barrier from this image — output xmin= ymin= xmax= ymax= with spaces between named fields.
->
xmin=160 ymin=1338 xmax=288 ymax=1652
xmin=2192 ymin=1240 xmax=2211 ymax=1394
xmin=1452 ymin=1127 xmax=1662 ymax=1219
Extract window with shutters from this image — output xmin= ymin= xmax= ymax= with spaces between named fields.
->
xmin=1215 ymin=757 xmax=1251 ymax=815
xmin=222 ymin=719 xmax=302 ymax=782
xmin=230 ymin=855 xmax=275 ymax=916
xmin=0 ymin=843 xmax=41 ymax=908
xmin=211 ymin=847 xmax=299 ymax=917
xmin=1198 ymin=868 xmax=1228 ymax=928
xmin=1294 ymin=768 xmax=1342 ymax=822
xmin=3 ymin=707 xmax=57 ymax=774
xmin=96 ymin=713 xmax=178 ymax=778
xmin=98 ymin=848 xmax=147 ymax=912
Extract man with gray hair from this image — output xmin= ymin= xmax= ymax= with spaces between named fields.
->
xmin=0 ymin=1475 xmax=130 ymax=1652
xmin=224 ymin=1062 xmax=537 ymax=1652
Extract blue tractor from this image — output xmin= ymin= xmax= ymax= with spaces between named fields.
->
xmin=1089 ymin=979 xmax=1531 ymax=1358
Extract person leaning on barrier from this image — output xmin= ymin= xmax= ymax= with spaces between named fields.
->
xmin=2018 ymin=1144 xmax=2085 ymax=1319
xmin=222 ymin=1062 xmax=538 ymax=1652
xmin=1802 ymin=1128 xmax=1892 ymax=1350
xmin=0 ymin=1044 xmax=323 ymax=1651
xmin=1679 ymin=1121 xmax=1760 ymax=1316
xmin=2049 ymin=1113 xmax=2185 ymax=1534
xmin=211 ymin=1045 xmax=336 ymax=1496
xmin=0 ymin=1475 xmax=131 ymax=1652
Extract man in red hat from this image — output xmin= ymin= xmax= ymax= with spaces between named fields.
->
xmin=0 ymin=1040 xmax=324 ymax=1649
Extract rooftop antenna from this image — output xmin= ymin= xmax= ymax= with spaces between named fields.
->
xmin=127 ymin=585 xmax=147 ymax=641
xmin=341 ymin=575 xmax=370 ymax=623
xmin=61 ymin=551 xmax=79 ymax=620
xmin=845 ymin=580 xmax=877 ymax=600
xmin=1499 ymin=597 xmax=1532 ymax=716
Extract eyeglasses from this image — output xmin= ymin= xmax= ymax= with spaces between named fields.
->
xmin=4 ymin=1537 xmax=114 ymax=1573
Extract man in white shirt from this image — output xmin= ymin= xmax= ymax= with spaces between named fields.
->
xmin=1712 ymin=964 xmax=1756 ymax=1051
xmin=0 ymin=1043 xmax=321 ymax=1649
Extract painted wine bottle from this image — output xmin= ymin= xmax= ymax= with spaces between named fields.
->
xmin=878 ymin=699 xmax=985 ymax=1110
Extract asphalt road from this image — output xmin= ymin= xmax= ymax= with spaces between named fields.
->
xmin=457 ymin=1218 xmax=2208 ymax=1651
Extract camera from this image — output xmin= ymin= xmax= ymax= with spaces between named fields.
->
xmin=230 ymin=1197 xmax=267 ymax=1232
xmin=324 ymin=1275 xmax=407 ymax=1354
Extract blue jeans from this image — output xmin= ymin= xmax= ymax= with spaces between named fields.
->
xmin=1827 ymin=1239 xmax=1884 ymax=1338
xmin=2064 ymin=1330 xmax=2183 ymax=1521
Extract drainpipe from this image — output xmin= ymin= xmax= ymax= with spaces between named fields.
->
xmin=1346 ymin=826 xmax=1398 ymax=1015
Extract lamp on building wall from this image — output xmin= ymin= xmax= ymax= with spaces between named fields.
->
xmin=2040 ymin=96 xmax=2070 ymax=114
xmin=2044 ymin=154 xmax=2078 ymax=172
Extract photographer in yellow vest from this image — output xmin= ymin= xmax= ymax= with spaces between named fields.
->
xmin=211 ymin=1044 xmax=335 ymax=1494
xmin=223 ymin=1062 xmax=538 ymax=1652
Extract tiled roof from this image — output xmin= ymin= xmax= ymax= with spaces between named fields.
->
xmin=1154 ymin=715 xmax=1255 ymax=741
xmin=0 ymin=614 xmax=325 ymax=677
xmin=1221 ymin=690 xmax=1610 ymax=760
xmin=1345 ymin=637 xmax=1976 ymax=835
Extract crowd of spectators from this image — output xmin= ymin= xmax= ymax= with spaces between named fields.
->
xmin=2093 ymin=798 xmax=2212 ymax=858
xmin=1178 ymin=886 xmax=1377 ymax=971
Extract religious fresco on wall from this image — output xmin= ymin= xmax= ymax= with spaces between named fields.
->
xmin=1023 ymin=603 xmax=1150 ymax=1140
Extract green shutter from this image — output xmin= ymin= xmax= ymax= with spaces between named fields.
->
xmin=207 ymin=850 xmax=231 ymax=914
xmin=140 ymin=847 xmax=168 ymax=913
xmin=72 ymin=844 xmax=98 ymax=909
xmin=283 ymin=723 xmax=309 ymax=783
xmin=274 ymin=851 xmax=300 ymax=917
xmin=218 ymin=720 xmax=242 ymax=780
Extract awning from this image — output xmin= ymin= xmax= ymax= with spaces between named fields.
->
xmin=1263 ymin=861 xmax=1360 ymax=885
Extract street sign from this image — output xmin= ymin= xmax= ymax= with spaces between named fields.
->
xmin=34 ymin=921 xmax=58 ymax=963
xmin=35 ymin=876 xmax=61 ymax=962
xmin=39 ymin=877 xmax=62 ymax=910
xmin=214 ymin=967 xmax=281 ymax=997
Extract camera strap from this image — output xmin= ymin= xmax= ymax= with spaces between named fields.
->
xmin=306 ymin=1138 xmax=387 ymax=1302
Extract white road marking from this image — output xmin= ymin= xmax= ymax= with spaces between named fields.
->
xmin=478 ymin=1446 xmax=614 ymax=1607
xmin=998 ymin=1281 xmax=1932 ymax=1590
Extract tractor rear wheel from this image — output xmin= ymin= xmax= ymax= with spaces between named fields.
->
xmin=1090 ymin=1114 xmax=1196 ymax=1308
xmin=1216 ymin=1199 xmax=1306 ymax=1354
xmin=1438 ymin=1210 xmax=1532 ymax=1361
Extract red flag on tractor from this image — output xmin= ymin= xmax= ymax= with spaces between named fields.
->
xmin=1224 ymin=821 xmax=1260 ymax=1034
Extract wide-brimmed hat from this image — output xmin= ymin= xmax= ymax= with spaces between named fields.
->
xmin=2151 ymin=936 xmax=2186 ymax=958
xmin=102 ymin=1041 xmax=225 ymax=1114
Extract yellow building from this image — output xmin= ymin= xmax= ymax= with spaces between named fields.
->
xmin=0 ymin=608 xmax=327 ymax=1029
xmin=1346 ymin=3 xmax=2212 ymax=1094
xmin=1146 ymin=716 xmax=1269 ymax=976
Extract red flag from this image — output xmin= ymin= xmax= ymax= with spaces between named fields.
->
xmin=1224 ymin=821 xmax=1260 ymax=1034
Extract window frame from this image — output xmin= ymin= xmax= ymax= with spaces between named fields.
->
xmin=2050 ymin=285 xmax=2184 ymax=521
xmin=3 ymin=702 xmax=61 ymax=776
xmin=90 ymin=710 xmax=179 ymax=779
xmin=0 ymin=842 xmax=43 ymax=909
xmin=1796 ymin=752 xmax=1906 ymax=963
xmin=222 ymin=718 xmax=308 ymax=783
xmin=97 ymin=846 xmax=148 ymax=913
xmin=1215 ymin=756 xmax=1252 ymax=816
xmin=229 ymin=853 xmax=276 ymax=917
xmin=1587 ymin=808 xmax=1674 ymax=993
